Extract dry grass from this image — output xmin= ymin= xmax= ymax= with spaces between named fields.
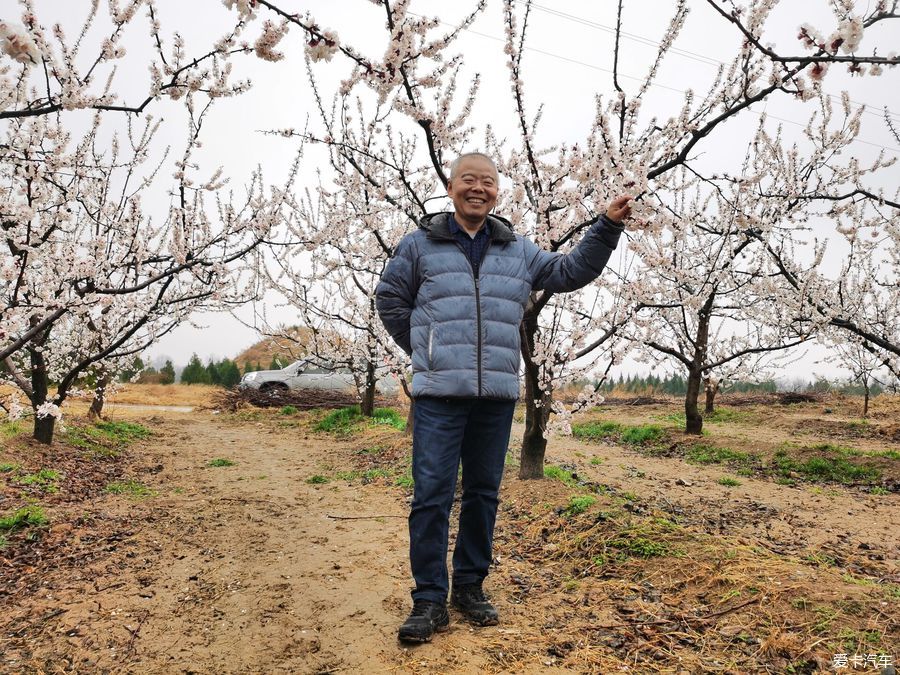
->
xmin=102 ymin=383 xmax=218 ymax=407
xmin=3 ymin=383 xmax=217 ymax=408
xmin=485 ymin=480 xmax=897 ymax=673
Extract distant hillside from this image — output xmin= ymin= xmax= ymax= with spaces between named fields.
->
xmin=233 ymin=328 xmax=312 ymax=372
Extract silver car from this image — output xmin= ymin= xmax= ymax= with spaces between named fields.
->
xmin=239 ymin=360 xmax=397 ymax=395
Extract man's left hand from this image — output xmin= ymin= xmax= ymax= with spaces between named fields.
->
xmin=606 ymin=195 xmax=633 ymax=225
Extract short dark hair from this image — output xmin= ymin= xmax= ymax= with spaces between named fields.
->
xmin=449 ymin=152 xmax=498 ymax=180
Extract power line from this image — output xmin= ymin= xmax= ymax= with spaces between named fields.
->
xmin=407 ymin=10 xmax=900 ymax=154
xmin=519 ymin=1 xmax=721 ymax=67
xmin=519 ymin=0 xmax=900 ymax=122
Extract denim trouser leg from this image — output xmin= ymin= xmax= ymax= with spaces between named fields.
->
xmin=409 ymin=397 xmax=515 ymax=604
xmin=452 ymin=399 xmax=515 ymax=586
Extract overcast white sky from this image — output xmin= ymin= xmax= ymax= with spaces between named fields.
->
xmin=25 ymin=0 xmax=900 ymax=379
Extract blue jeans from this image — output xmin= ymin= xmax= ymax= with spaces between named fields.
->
xmin=409 ymin=396 xmax=516 ymax=604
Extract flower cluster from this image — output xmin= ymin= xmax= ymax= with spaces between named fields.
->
xmin=0 ymin=21 xmax=40 ymax=65
xmin=305 ymin=28 xmax=339 ymax=63
xmin=222 ymin=0 xmax=257 ymax=21
xmin=254 ymin=19 xmax=289 ymax=62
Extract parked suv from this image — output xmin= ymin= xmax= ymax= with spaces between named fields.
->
xmin=239 ymin=360 xmax=397 ymax=395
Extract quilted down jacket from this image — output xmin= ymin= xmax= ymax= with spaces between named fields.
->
xmin=375 ymin=212 xmax=624 ymax=400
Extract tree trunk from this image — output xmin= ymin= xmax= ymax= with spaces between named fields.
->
xmin=863 ymin=384 xmax=870 ymax=418
xmin=685 ymin=369 xmax=704 ymax=435
xmin=33 ymin=415 xmax=56 ymax=445
xmin=519 ymin=312 xmax=551 ymax=479
xmin=520 ymin=393 xmax=551 ymax=479
xmin=88 ymin=371 xmax=112 ymax=420
xmin=399 ymin=377 xmax=414 ymax=436
xmin=360 ymin=360 xmax=376 ymax=417
xmin=685 ymin=296 xmax=714 ymax=436
xmin=30 ymin=347 xmax=55 ymax=444
xmin=703 ymin=377 xmax=719 ymax=414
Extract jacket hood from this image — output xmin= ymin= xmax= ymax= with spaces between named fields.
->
xmin=419 ymin=212 xmax=517 ymax=243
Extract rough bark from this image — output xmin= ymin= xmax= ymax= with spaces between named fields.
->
xmin=520 ymin=392 xmax=551 ymax=479
xmin=704 ymin=377 xmax=719 ymax=414
xmin=33 ymin=414 xmax=56 ymax=445
xmin=88 ymin=371 xmax=112 ymax=420
xmin=519 ymin=310 xmax=551 ymax=479
xmin=360 ymin=360 xmax=376 ymax=417
xmin=30 ymin=346 xmax=54 ymax=444
xmin=399 ymin=377 xmax=414 ymax=436
xmin=684 ymin=296 xmax=714 ymax=435
xmin=685 ymin=368 xmax=704 ymax=435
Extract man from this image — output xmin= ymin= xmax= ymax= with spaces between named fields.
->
xmin=376 ymin=152 xmax=632 ymax=643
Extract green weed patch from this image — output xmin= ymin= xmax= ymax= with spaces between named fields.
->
xmin=17 ymin=468 xmax=62 ymax=493
xmin=105 ymin=480 xmax=157 ymax=498
xmin=208 ymin=458 xmax=235 ymax=467
xmin=95 ymin=420 xmax=151 ymax=442
xmin=572 ymin=421 xmax=622 ymax=440
xmin=564 ymin=495 xmax=597 ymax=517
xmin=686 ymin=444 xmax=756 ymax=466
xmin=395 ymin=473 xmax=414 ymax=489
xmin=609 ymin=524 xmax=684 ymax=559
xmin=773 ymin=451 xmax=880 ymax=484
xmin=572 ymin=421 xmax=664 ymax=446
xmin=621 ymin=424 xmax=664 ymax=445
xmin=65 ymin=420 xmax=151 ymax=456
xmin=544 ymin=465 xmax=578 ymax=486
xmin=0 ymin=421 xmax=23 ymax=440
xmin=316 ymin=405 xmax=406 ymax=434
xmin=0 ymin=505 xmax=48 ymax=533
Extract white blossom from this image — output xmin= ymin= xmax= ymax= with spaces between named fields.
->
xmin=222 ymin=0 xmax=256 ymax=21
xmin=0 ymin=22 xmax=40 ymax=65
xmin=305 ymin=29 xmax=339 ymax=63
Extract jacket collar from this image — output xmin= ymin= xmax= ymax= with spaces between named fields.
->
xmin=420 ymin=212 xmax=516 ymax=243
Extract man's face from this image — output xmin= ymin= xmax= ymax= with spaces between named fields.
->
xmin=447 ymin=156 xmax=499 ymax=228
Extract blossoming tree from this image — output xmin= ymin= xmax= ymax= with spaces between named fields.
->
xmin=0 ymin=1 xmax=293 ymax=443
xmin=242 ymin=0 xmax=900 ymax=477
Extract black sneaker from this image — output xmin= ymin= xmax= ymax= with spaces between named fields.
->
xmin=397 ymin=600 xmax=450 ymax=643
xmin=451 ymin=583 xmax=499 ymax=626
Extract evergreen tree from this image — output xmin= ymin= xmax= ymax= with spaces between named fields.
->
xmin=206 ymin=360 xmax=222 ymax=385
xmin=243 ymin=360 xmax=254 ymax=374
xmin=219 ymin=359 xmax=242 ymax=388
xmin=160 ymin=360 xmax=176 ymax=385
xmin=270 ymin=355 xmax=284 ymax=370
xmin=119 ymin=356 xmax=145 ymax=382
xmin=180 ymin=354 xmax=209 ymax=384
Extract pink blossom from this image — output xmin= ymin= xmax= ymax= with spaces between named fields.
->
xmin=809 ymin=62 xmax=828 ymax=81
xmin=305 ymin=29 xmax=339 ymax=63
xmin=0 ymin=22 xmax=40 ymax=65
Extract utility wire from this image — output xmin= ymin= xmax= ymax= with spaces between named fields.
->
xmin=519 ymin=0 xmax=900 ymax=122
xmin=407 ymin=9 xmax=900 ymax=154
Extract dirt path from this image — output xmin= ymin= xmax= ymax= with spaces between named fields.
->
xmin=4 ymin=415 xmax=509 ymax=674
xmin=3 ymin=410 xmax=897 ymax=673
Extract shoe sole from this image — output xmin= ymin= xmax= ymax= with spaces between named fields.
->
xmin=459 ymin=615 xmax=499 ymax=627
xmin=397 ymin=620 xmax=450 ymax=643
xmin=451 ymin=603 xmax=499 ymax=626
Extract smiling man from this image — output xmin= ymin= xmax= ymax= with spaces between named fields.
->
xmin=376 ymin=152 xmax=632 ymax=643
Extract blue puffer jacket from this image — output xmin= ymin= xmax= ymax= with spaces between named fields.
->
xmin=375 ymin=212 xmax=624 ymax=400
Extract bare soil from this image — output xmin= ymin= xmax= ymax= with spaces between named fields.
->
xmin=1 ymin=396 xmax=898 ymax=673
